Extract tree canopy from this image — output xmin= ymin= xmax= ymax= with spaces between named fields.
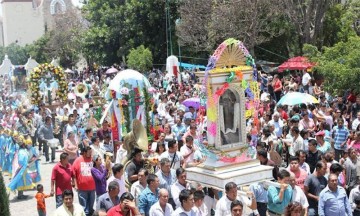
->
xmin=126 ymin=45 xmax=153 ymax=72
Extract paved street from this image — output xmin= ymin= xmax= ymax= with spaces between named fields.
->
xmin=4 ymin=151 xmax=79 ymax=216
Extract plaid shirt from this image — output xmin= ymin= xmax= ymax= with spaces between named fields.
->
xmin=332 ymin=125 xmax=349 ymax=150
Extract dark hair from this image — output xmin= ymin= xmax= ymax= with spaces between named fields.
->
xmin=146 ymin=173 xmax=158 ymax=185
xmin=230 ymin=199 xmax=243 ymax=211
xmin=289 ymin=156 xmax=299 ymax=163
xmin=308 ymin=139 xmax=317 ymax=146
xmin=85 ymin=128 xmax=92 ymax=134
xmin=91 ymin=137 xmax=98 ymax=143
xmin=295 ymin=150 xmax=306 ymax=157
xmin=193 ymin=190 xmax=205 ymax=201
xmin=315 ymin=161 xmax=326 ymax=170
xmin=36 ymin=184 xmax=43 ymax=192
xmin=284 ymin=203 xmax=302 ymax=216
xmin=185 ymin=135 xmax=194 ymax=143
xmin=176 ymin=167 xmax=186 ymax=178
xmin=179 ymin=189 xmax=192 ymax=206
xmin=291 ymin=126 xmax=300 ymax=134
xmin=156 ymin=143 xmax=165 ymax=154
xmin=68 ymin=114 xmax=74 ymax=118
xmin=300 ymin=129 xmax=308 ymax=138
xmin=257 ymin=149 xmax=267 ymax=159
xmin=112 ymin=163 xmax=124 ymax=175
xmin=225 ymin=182 xmax=237 ymax=192
xmin=330 ymin=163 xmax=344 ymax=174
xmin=62 ymin=189 xmax=74 ymax=199
xmin=119 ymin=192 xmax=134 ymax=202
xmin=277 ymin=169 xmax=290 ymax=180
xmin=60 ymin=152 xmax=69 ymax=161
xmin=168 ymin=140 xmax=177 ymax=149
xmin=138 ymin=168 xmax=148 ymax=176
xmin=108 ymin=180 xmax=119 ymax=191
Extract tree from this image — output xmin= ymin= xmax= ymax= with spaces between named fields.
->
xmin=0 ymin=172 xmax=10 ymax=216
xmin=312 ymin=36 xmax=360 ymax=94
xmin=283 ymin=0 xmax=339 ymax=52
xmin=176 ymin=0 xmax=286 ymax=55
xmin=46 ymin=9 xmax=86 ymax=68
xmin=0 ymin=43 xmax=29 ymax=65
xmin=26 ymin=34 xmax=52 ymax=64
xmin=126 ymin=45 xmax=153 ymax=72
xmin=81 ymin=0 xmax=179 ymax=66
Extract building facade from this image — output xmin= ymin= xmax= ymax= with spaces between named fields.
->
xmin=0 ymin=0 xmax=82 ymax=47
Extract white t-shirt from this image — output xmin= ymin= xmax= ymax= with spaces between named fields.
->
xmin=302 ymin=72 xmax=311 ymax=86
xmin=215 ymin=195 xmax=251 ymax=216
xmin=292 ymin=185 xmax=309 ymax=208
xmin=160 ymin=151 xmax=183 ymax=170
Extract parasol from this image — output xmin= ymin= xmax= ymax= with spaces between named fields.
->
xmin=277 ymin=92 xmax=319 ymax=106
xmin=278 ymin=56 xmax=315 ymax=72
xmin=106 ymin=67 xmax=119 ymax=74
xmin=182 ymin=97 xmax=205 ymax=109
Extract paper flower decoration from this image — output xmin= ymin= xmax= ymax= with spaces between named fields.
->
xmin=120 ymin=87 xmax=130 ymax=95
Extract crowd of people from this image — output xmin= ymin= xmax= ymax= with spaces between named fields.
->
xmin=0 ymin=67 xmax=360 ymax=216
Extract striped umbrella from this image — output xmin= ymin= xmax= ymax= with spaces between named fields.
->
xmin=277 ymin=92 xmax=319 ymax=106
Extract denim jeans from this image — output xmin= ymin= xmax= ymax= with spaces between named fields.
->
xmin=55 ymin=195 xmax=63 ymax=208
xmin=38 ymin=209 xmax=46 ymax=216
xmin=78 ymin=190 xmax=95 ymax=216
xmin=308 ymin=207 xmax=318 ymax=216
xmin=43 ymin=141 xmax=55 ymax=162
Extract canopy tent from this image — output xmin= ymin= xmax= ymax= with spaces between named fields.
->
xmin=256 ymin=60 xmax=278 ymax=73
xmin=278 ymin=56 xmax=315 ymax=72
xmin=179 ymin=62 xmax=206 ymax=70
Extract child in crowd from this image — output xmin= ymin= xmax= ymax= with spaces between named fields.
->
xmin=35 ymin=184 xmax=53 ymax=216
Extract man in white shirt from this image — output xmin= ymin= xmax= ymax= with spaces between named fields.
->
xmin=290 ymin=172 xmax=309 ymax=215
xmin=149 ymin=188 xmax=173 ymax=216
xmin=130 ymin=168 xmax=148 ymax=205
xmin=171 ymin=168 xmax=190 ymax=208
xmin=172 ymin=189 xmax=196 ymax=216
xmin=269 ymin=112 xmax=284 ymax=138
xmin=192 ymin=190 xmax=209 ymax=216
xmin=302 ymin=70 xmax=311 ymax=93
xmin=52 ymin=189 xmax=85 ymax=216
xmin=180 ymin=135 xmax=196 ymax=166
xmin=160 ymin=140 xmax=184 ymax=170
xmin=107 ymin=163 xmax=127 ymax=197
xmin=352 ymin=112 xmax=360 ymax=131
xmin=215 ymin=182 xmax=256 ymax=216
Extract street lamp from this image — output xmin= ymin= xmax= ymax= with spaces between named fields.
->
xmin=45 ymin=72 xmax=52 ymax=105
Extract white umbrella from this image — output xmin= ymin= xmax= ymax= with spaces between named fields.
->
xmin=64 ymin=68 xmax=74 ymax=73
xmin=106 ymin=67 xmax=119 ymax=74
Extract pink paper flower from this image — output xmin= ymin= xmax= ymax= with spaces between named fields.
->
xmin=120 ymin=87 xmax=129 ymax=95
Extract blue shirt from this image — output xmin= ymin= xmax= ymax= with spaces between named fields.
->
xmin=249 ymin=182 xmax=268 ymax=203
xmin=267 ymin=185 xmax=292 ymax=214
xmin=172 ymin=124 xmax=186 ymax=141
xmin=156 ymin=169 xmax=177 ymax=198
xmin=332 ymin=126 xmax=349 ymax=150
xmin=138 ymin=187 xmax=159 ymax=216
xmin=319 ymin=186 xmax=352 ymax=216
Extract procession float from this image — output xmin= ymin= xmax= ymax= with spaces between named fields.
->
xmin=186 ymin=38 xmax=274 ymax=189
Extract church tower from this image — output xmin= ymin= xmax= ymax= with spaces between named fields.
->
xmin=1 ymin=0 xmax=44 ymax=46
xmin=42 ymin=0 xmax=74 ymax=30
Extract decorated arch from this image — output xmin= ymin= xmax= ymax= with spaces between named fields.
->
xmin=201 ymin=38 xmax=260 ymax=146
xmin=29 ymin=63 xmax=68 ymax=105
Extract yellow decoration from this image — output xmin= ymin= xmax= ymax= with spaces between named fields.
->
xmin=210 ymin=66 xmax=253 ymax=73
xmin=29 ymin=63 xmax=68 ymax=105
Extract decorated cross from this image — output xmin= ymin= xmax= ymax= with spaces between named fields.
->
xmin=128 ymin=88 xmax=144 ymax=120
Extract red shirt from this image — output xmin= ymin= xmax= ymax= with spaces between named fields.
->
xmin=51 ymin=163 xmax=74 ymax=195
xmin=72 ymin=156 xmax=95 ymax=191
xmin=107 ymin=205 xmax=134 ymax=216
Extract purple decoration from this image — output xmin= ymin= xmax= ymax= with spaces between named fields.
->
xmin=245 ymin=87 xmax=254 ymax=100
